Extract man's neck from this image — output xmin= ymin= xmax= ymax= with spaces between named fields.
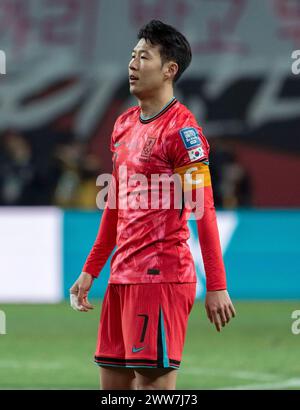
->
xmin=138 ymin=92 xmax=175 ymax=119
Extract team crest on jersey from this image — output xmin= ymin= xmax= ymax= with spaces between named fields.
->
xmin=187 ymin=146 xmax=205 ymax=162
xmin=179 ymin=127 xmax=201 ymax=149
xmin=140 ymin=137 xmax=156 ymax=162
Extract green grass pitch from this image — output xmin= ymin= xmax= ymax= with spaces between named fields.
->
xmin=0 ymin=301 xmax=299 ymax=389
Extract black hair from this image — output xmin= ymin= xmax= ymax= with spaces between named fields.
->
xmin=137 ymin=19 xmax=192 ymax=83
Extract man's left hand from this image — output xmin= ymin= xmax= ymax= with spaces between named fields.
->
xmin=205 ymin=290 xmax=236 ymax=332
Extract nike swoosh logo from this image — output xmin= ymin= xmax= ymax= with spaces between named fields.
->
xmin=132 ymin=346 xmax=145 ymax=353
xmin=114 ymin=142 xmax=124 ymax=148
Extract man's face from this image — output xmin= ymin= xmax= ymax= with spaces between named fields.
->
xmin=128 ymin=38 xmax=169 ymax=98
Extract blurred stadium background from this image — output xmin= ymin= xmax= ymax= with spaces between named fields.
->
xmin=0 ymin=0 xmax=300 ymax=390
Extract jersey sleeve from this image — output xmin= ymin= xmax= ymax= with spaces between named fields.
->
xmin=167 ymin=125 xmax=209 ymax=170
xmin=82 ymin=200 xmax=118 ymax=278
xmin=167 ymin=125 xmax=227 ymax=292
xmin=82 ymin=129 xmax=119 ymax=278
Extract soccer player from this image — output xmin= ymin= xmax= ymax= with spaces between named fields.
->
xmin=70 ymin=20 xmax=236 ymax=390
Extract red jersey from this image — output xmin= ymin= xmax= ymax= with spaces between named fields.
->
xmin=83 ymin=98 xmax=227 ymax=290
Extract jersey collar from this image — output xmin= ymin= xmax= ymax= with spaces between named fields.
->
xmin=139 ymin=97 xmax=178 ymax=124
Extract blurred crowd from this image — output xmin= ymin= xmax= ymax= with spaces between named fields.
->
xmin=209 ymin=138 xmax=252 ymax=208
xmin=0 ymin=130 xmax=252 ymax=209
xmin=0 ymin=130 xmax=102 ymax=209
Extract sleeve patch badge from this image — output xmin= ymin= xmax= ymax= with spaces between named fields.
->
xmin=179 ymin=127 xmax=202 ymax=149
xmin=187 ymin=146 xmax=205 ymax=162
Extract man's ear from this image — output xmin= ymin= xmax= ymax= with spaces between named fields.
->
xmin=164 ymin=61 xmax=178 ymax=81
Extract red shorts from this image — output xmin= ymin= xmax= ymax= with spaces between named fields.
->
xmin=94 ymin=282 xmax=196 ymax=369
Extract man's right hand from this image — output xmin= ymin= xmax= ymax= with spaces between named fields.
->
xmin=69 ymin=272 xmax=95 ymax=312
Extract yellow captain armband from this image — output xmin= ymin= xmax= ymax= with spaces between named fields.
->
xmin=174 ymin=161 xmax=211 ymax=192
